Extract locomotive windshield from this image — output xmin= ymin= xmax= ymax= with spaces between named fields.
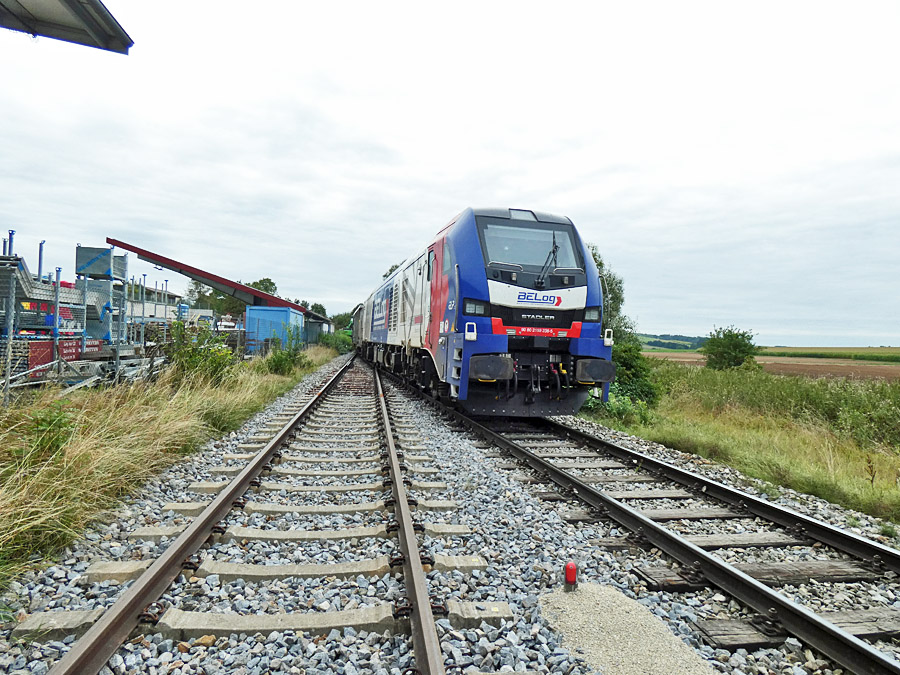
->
xmin=476 ymin=219 xmax=583 ymax=270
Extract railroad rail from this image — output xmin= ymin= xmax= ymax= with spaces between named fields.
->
xmin=374 ymin=365 xmax=445 ymax=675
xmin=387 ymin=373 xmax=900 ymax=675
xmin=34 ymin=357 xmax=452 ymax=675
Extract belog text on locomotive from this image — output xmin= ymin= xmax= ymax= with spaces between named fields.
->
xmin=353 ymin=208 xmax=616 ymax=416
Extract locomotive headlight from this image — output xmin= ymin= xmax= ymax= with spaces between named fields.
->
xmin=584 ymin=307 xmax=601 ymax=322
xmin=464 ymin=299 xmax=489 ymax=316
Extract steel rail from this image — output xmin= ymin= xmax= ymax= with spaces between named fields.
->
xmin=373 ymin=367 xmax=445 ymax=675
xmin=49 ymin=356 xmax=356 ymax=675
xmin=544 ymin=418 xmax=900 ymax=574
xmin=461 ymin=414 xmax=900 ymax=675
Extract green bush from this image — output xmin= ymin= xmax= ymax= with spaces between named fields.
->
xmin=699 ymin=325 xmax=761 ymax=370
xmin=163 ymin=322 xmax=236 ymax=385
xmin=581 ymin=331 xmax=658 ymax=424
xmin=28 ymin=401 xmax=75 ymax=457
xmin=264 ymin=324 xmax=312 ymax=375
xmin=265 ymin=349 xmax=297 ymax=375
xmin=584 ymin=384 xmax=652 ymax=425
xmin=610 ymin=334 xmax=659 ymax=405
xmin=319 ymin=332 xmax=353 ymax=354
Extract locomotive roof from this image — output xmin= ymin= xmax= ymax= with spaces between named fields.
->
xmin=472 ymin=208 xmax=573 ymax=225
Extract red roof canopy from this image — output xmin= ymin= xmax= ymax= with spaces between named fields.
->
xmin=106 ymin=237 xmax=329 ymax=323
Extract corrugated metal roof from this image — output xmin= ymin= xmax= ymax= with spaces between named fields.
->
xmin=0 ymin=0 xmax=132 ymax=54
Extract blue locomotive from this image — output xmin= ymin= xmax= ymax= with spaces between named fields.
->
xmin=352 ymin=207 xmax=616 ymax=416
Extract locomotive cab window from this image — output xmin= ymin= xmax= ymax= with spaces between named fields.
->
xmin=427 ymin=250 xmax=435 ymax=281
xmin=476 ymin=219 xmax=583 ymax=271
xmin=442 ymin=241 xmax=452 ymax=271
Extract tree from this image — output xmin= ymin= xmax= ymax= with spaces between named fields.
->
xmin=310 ymin=302 xmax=327 ymax=316
xmin=586 ymin=243 xmax=625 ymax=333
xmin=248 ymin=278 xmax=278 ymax=296
xmin=184 ymin=280 xmax=213 ymax=309
xmin=383 ymin=262 xmax=402 ymax=279
xmin=331 ymin=311 xmax=353 ymax=331
xmin=216 ymin=293 xmax=245 ymax=317
xmin=585 ymin=242 xmax=658 ymax=405
xmin=699 ymin=325 xmax=761 ymax=370
xmin=299 ymin=300 xmax=309 ymax=309
xmin=199 ymin=278 xmax=277 ymax=317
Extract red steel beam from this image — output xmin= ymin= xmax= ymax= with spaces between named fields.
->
xmin=105 ymin=237 xmax=329 ymax=322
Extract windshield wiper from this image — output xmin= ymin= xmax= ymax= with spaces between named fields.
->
xmin=535 ymin=231 xmax=559 ymax=289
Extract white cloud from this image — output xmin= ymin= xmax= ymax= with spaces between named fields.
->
xmin=1 ymin=1 xmax=899 ymax=344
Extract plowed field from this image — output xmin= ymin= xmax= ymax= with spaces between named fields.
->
xmin=644 ymin=351 xmax=900 ymax=380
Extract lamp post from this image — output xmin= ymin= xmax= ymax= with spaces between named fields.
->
xmin=38 ymin=240 xmax=45 ymax=281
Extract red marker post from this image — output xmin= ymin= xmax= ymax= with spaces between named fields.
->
xmin=564 ymin=561 xmax=578 ymax=592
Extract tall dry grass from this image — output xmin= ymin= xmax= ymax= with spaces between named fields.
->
xmin=0 ymin=347 xmax=336 ymax=586
xmin=583 ymin=362 xmax=900 ymax=523
xmin=652 ymin=361 xmax=900 ymax=448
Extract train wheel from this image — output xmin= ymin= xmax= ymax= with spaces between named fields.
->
xmin=436 ymin=381 xmax=451 ymax=403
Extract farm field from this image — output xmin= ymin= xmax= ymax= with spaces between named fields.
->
xmin=759 ymin=346 xmax=900 ymax=361
xmin=644 ymin=350 xmax=900 ymax=380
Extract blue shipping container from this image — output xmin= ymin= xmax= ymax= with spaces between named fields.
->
xmin=245 ymin=306 xmax=305 ymax=353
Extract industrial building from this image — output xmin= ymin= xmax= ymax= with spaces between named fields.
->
xmin=2 ymin=233 xmax=332 ymax=397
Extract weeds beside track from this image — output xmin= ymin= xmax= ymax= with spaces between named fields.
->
xmin=0 ymin=346 xmax=337 ymax=587
xmin=582 ymin=361 xmax=900 ymax=523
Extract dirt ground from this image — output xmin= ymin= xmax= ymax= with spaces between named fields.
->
xmin=644 ymin=351 xmax=900 ymax=381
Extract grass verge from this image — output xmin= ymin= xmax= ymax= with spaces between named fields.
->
xmin=582 ymin=362 xmax=900 ymax=523
xmin=0 ymin=345 xmax=337 ymax=587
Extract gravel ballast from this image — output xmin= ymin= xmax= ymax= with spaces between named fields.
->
xmin=4 ymin=356 xmax=900 ymax=674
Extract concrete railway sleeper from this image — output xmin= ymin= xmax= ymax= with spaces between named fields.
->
xmin=485 ymin=420 xmax=900 ymax=675
xmin=19 ymin=357 xmax=507 ymax=675
xmin=16 ymin=352 xmax=900 ymax=673
xmin=378 ymin=369 xmax=900 ymax=675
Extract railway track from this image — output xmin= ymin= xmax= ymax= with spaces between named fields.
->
xmin=416 ymin=401 xmax=900 ymax=675
xmin=9 ymin=357 xmax=510 ymax=675
xmin=7 ymin=354 xmax=900 ymax=674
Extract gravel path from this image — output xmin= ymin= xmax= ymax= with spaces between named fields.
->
xmin=541 ymin=582 xmax=719 ymax=674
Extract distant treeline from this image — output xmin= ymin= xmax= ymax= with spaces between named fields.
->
xmin=763 ymin=351 xmax=900 ymax=363
xmin=642 ymin=334 xmax=708 ymax=350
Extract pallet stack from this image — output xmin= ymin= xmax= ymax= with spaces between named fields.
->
xmin=0 ymin=339 xmax=31 ymax=378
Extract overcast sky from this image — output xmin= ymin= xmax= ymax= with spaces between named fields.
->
xmin=2 ymin=2 xmax=899 ymax=346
